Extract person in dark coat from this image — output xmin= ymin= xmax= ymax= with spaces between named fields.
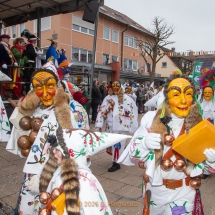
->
xmin=91 ymin=80 xmax=102 ymax=124
xmin=22 ymin=35 xmax=39 ymax=93
xmin=0 ymin=34 xmax=18 ymax=97
xmin=99 ymin=81 xmax=107 ymax=102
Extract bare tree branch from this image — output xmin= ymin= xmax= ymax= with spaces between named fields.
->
xmin=135 ymin=16 xmax=175 ymax=83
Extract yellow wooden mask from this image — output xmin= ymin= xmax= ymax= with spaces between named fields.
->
xmin=203 ymin=87 xmax=213 ymax=101
xmin=125 ymin=86 xmax=132 ymax=94
xmin=167 ymin=78 xmax=194 ymax=118
xmin=32 ymin=71 xmax=57 ymax=106
xmin=112 ymin=81 xmax=121 ymax=95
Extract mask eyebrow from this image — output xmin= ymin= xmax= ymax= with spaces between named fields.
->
xmin=32 ymin=77 xmax=43 ymax=86
xmin=167 ymin=86 xmax=181 ymax=93
xmin=44 ymin=76 xmax=55 ymax=84
xmin=184 ymin=85 xmax=194 ymax=93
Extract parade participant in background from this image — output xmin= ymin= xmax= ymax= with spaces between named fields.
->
xmin=46 ymin=38 xmax=58 ymax=68
xmin=95 ymin=80 xmax=138 ymax=172
xmin=11 ymin=37 xmax=26 ymax=98
xmin=76 ymin=82 xmax=90 ymax=110
xmin=125 ymin=84 xmax=137 ymax=103
xmin=6 ymin=62 xmax=130 ymax=214
xmin=0 ymin=34 xmax=18 ymax=97
xmin=119 ymin=74 xmax=215 ymax=214
xmin=22 ymin=34 xmax=40 ymax=93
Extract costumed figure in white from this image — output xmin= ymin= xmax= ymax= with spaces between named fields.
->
xmin=6 ymin=62 xmax=130 ymax=215
xmin=95 ymin=81 xmax=138 ymax=172
xmin=125 ymin=85 xmax=137 ymax=103
xmin=119 ymin=74 xmax=215 ymax=214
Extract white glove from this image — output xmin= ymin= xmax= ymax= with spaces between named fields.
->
xmin=14 ymin=62 xmax=18 ymax=67
xmin=204 ymin=148 xmax=215 ymax=163
xmin=25 ymin=175 xmax=40 ymax=193
xmin=2 ymin=64 xmax=7 ymax=69
xmin=68 ymin=63 xmax=73 ymax=67
xmin=144 ymin=133 xmax=161 ymax=150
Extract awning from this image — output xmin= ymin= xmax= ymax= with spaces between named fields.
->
xmin=0 ymin=0 xmax=104 ymax=27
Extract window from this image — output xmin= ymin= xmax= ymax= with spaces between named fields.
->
xmin=88 ymin=51 xmax=92 ymax=63
xmin=72 ymin=24 xmax=94 ymax=36
xmin=89 ymin=29 xmax=94 ymax=35
xmin=81 ymin=27 xmax=88 ymax=33
xmin=72 ymin=24 xmax=79 ymax=31
xmin=1 ymin=27 xmax=7 ymax=34
xmin=162 ymin=62 xmax=167 ymax=68
xmin=72 ymin=47 xmax=79 ymax=61
xmin=19 ymin=23 xmax=25 ymax=35
xmin=11 ymin=26 xmax=16 ymax=38
xmin=112 ymin=30 xmax=119 ymax=43
xmin=34 ymin=17 xmax=51 ymax=32
xmin=103 ymin=27 xmax=110 ymax=40
xmin=72 ymin=47 xmax=92 ymax=63
xmin=80 ymin=49 xmax=87 ymax=62
xmin=124 ymin=35 xmax=137 ymax=49
xmin=124 ymin=58 xmax=138 ymax=70
xmin=112 ymin=55 xmax=118 ymax=62
xmin=103 ymin=54 xmax=110 ymax=64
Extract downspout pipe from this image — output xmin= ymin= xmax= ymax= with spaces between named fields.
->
xmin=121 ymin=24 xmax=129 ymax=68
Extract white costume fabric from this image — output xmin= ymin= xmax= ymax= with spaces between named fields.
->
xmin=0 ymin=96 xmax=10 ymax=142
xmin=200 ymin=99 xmax=215 ymax=124
xmin=6 ymin=103 xmax=130 ymax=215
xmin=118 ymin=111 xmax=215 ymax=214
xmin=95 ymin=94 xmax=138 ymax=161
xmin=144 ymin=89 xmax=165 ymax=110
xmin=126 ymin=93 xmax=137 ymax=103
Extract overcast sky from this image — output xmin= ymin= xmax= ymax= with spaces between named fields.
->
xmin=105 ymin=0 xmax=214 ymax=52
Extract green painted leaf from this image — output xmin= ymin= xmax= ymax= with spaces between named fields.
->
xmin=6 ymin=121 xmax=9 ymax=127
xmin=40 ymin=138 xmax=45 ymax=143
xmin=183 ymin=201 xmax=187 ymax=206
xmin=150 ymin=155 xmax=154 ymax=160
xmin=40 ymin=143 xmax=44 ymax=149
xmin=44 ymin=132 xmax=48 ymax=140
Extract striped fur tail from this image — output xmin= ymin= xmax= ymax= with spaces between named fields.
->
xmin=61 ymin=158 xmax=80 ymax=215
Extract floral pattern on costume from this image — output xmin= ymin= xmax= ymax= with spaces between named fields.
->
xmin=169 ymin=201 xmax=189 ymax=215
xmin=27 ymin=122 xmax=57 ymax=165
xmin=79 ymin=171 xmax=109 ymax=215
xmin=70 ymin=101 xmax=88 ymax=128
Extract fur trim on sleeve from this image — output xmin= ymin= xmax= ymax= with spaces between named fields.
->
xmin=17 ymin=91 xmax=40 ymax=116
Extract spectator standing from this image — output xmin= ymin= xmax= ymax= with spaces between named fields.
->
xmin=99 ymin=81 xmax=107 ymax=102
xmin=0 ymin=34 xmax=18 ymax=97
xmin=136 ymin=84 xmax=145 ymax=114
xmin=22 ymin=34 xmax=39 ymax=93
xmin=46 ymin=39 xmax=58 ymax=67
xmin=91 ymin=80 xmax=102 ymax=124
xmin=11 ymin=37 xmax=25 ymax=98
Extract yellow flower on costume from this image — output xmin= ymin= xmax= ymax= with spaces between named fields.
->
xmin=118 ymin=113 xmax=122 ymax=116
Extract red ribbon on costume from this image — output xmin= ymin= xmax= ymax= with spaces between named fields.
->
xmin=192 ymin=190 xmax=204 ymax=215
xmin=114 ymin=148 xmax=119 ymax=160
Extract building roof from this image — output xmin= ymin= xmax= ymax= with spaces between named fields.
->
xmin=185 ymin=54 xmax=215 ymax=68
xmin=99 ymin=5 xmax=152 ymax=36
xmin=0 ymin=0 xmax=104 ymax=27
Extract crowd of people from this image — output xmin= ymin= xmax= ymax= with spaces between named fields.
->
xmin=1 ymin=31 xmax=215 ymax=215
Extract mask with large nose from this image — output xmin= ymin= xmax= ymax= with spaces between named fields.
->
xmin=167 ymin=78 xmax=194 ymax=118
xmin=32 ymin=71 xmax=57 ymax=106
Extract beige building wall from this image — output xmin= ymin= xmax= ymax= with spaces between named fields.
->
xmin=156 ymin=54 xmax=179 ymax=77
